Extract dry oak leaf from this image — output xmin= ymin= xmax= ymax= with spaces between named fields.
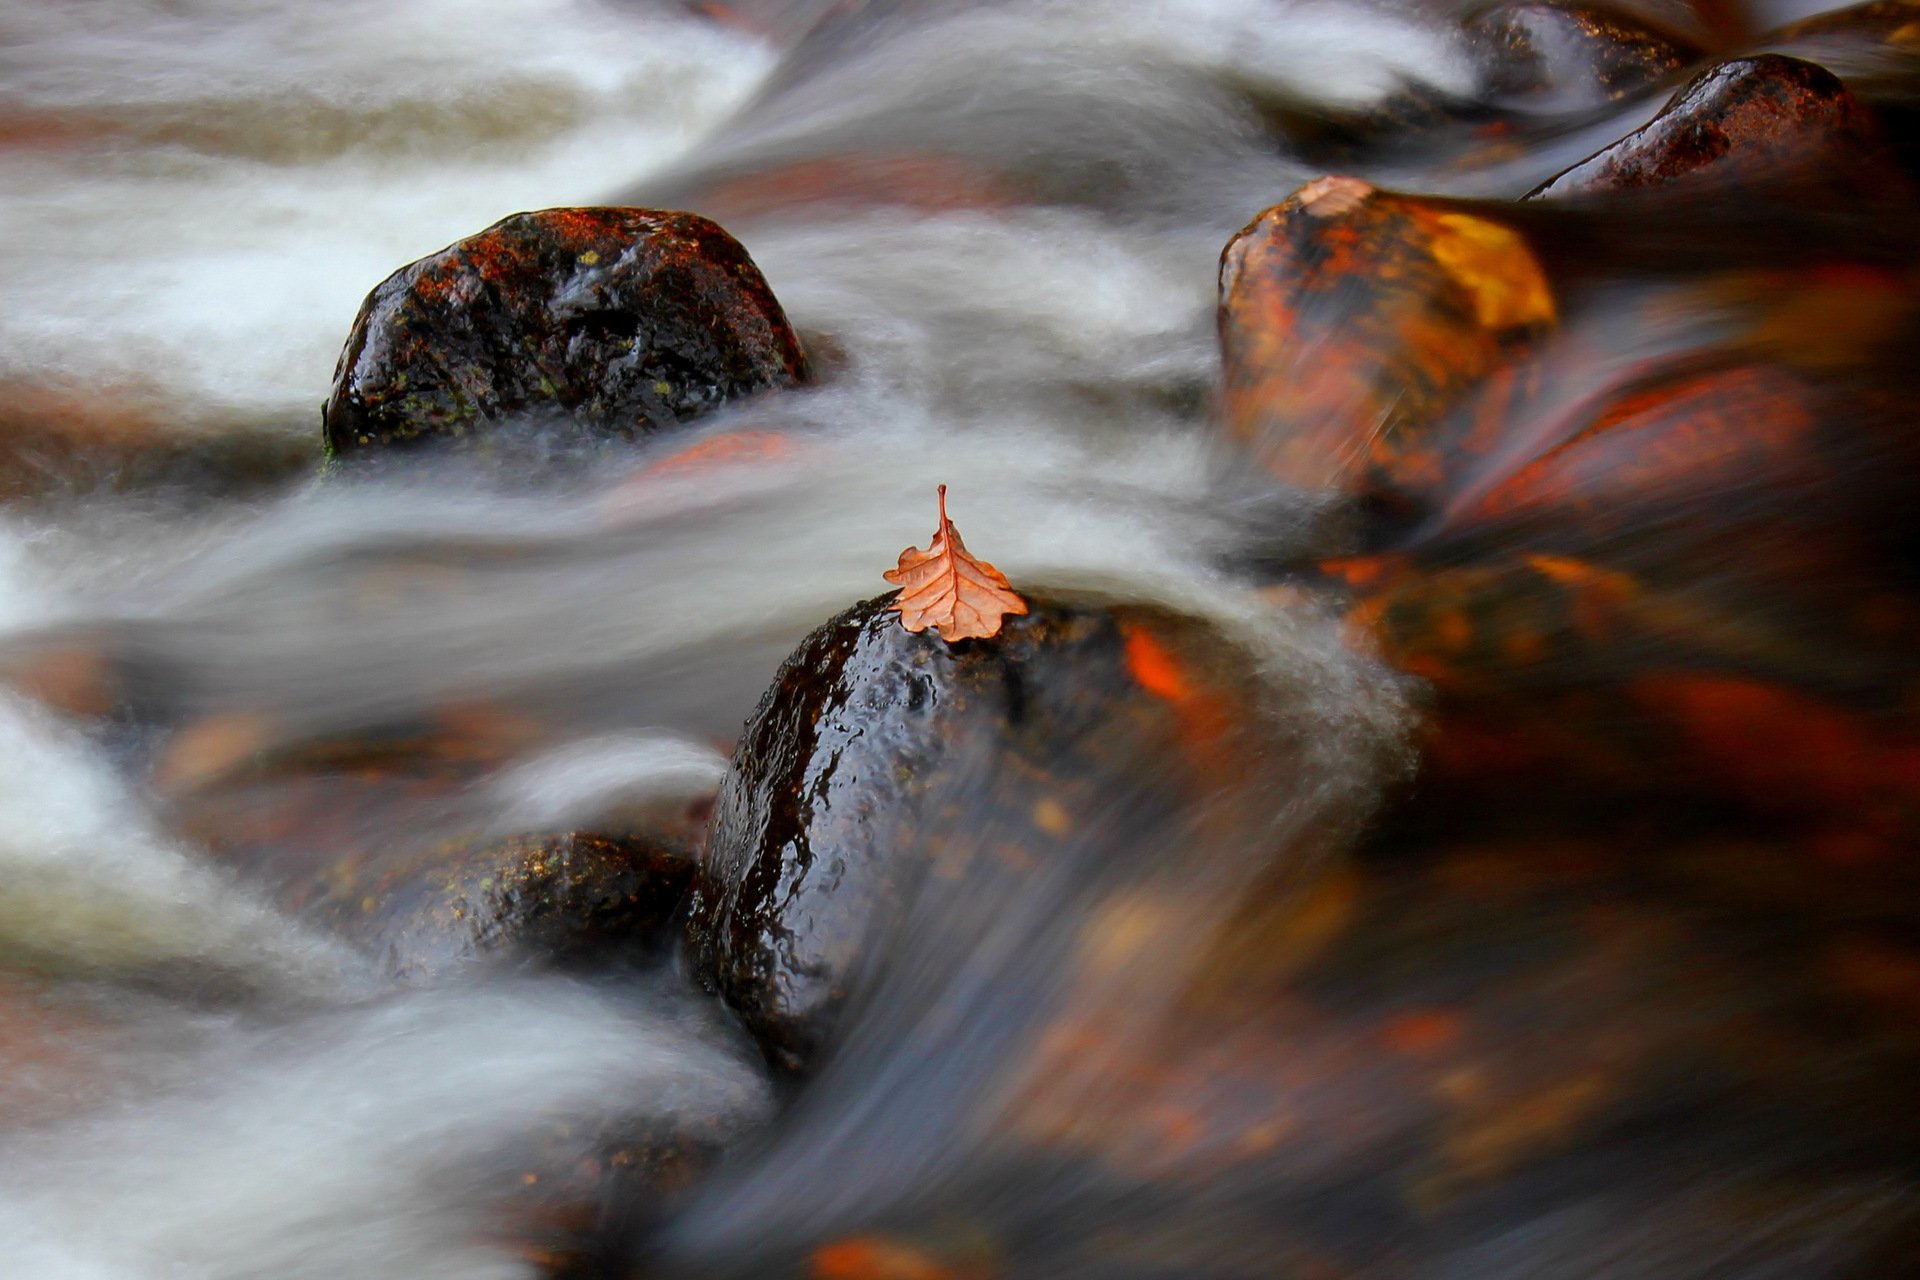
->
xmin=884 ymin=485 xmax=1029 ymax=641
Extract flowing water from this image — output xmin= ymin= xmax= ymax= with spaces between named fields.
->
xmin=0 ymin=0 xmax=1915 ymax=1276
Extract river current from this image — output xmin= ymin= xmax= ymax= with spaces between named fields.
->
xmin=0 ymin=1 xmax=1908 ymax=1277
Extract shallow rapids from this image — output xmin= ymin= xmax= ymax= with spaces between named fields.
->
xmin=0 ymin=0 xmax=1915 ymax=1277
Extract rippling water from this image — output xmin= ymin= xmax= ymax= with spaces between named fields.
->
xmin=0 ymin=0 xmax=1913 ymax=1276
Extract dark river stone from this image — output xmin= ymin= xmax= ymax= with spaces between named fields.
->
xmin=1464 ymin=0 xmax=1697 ymax=110
xmin=291 ymin=829 xmax=695 ymax=979
xmin=686 ymin=592 xmax=1278 ymax=1075
xmin=322 ymin=207 xmax=808 ymax=458
xmin=1529 ymin=55 xmax=1881 ymax=197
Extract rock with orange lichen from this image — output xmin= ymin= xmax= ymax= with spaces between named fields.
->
xmin=1217 ymin=178 xmax=1555 ymax=506
xmin=323 ymin=208 xmax=808 ymax=458
xmin=1528 ymin=55 xmax=1890 ymax=198
xmin=686 ymin=593 xmax=1280 ymax=1074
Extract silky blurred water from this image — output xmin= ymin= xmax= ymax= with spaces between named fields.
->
xmin=0 ymin=0 xmax=1900 ymax=1276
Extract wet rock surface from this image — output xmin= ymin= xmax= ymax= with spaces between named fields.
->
xmin=1529 ymin=54 xmax=1883 ymax=197
xmin=1218 ymin=177 xmax=1555 ymax=506
xmin=1465 ymin=0 xmax=1697 ymax=110
xmin=297 ymin=829 xmax=695 ymax=979
xmin=163 ymin=727 xmax=701 ymax=980
xmin=687 ymin=592 xmax=1277 ymax=1074
xmin=323 ymin=208 xmax=808 ymax=458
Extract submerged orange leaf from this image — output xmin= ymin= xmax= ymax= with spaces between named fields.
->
xmin=884 ymin=485 xmax=1028 ymax=642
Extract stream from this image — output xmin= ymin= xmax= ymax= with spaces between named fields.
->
xmin=1 ymin=1 xmax=1916 ymax=1277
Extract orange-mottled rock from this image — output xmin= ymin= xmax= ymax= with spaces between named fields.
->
xmin=1528 ymin=55 xmax=1888 ymax=198
xmin=1218 ymin=179 xmax=1554 ymax=503
xmin=1448 ymin=363 xmax=1823 ymax=529
xmin=323 ymin=208 xmax=808 ymax=458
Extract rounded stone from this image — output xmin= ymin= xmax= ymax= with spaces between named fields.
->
xmin=323 ymin=207 xmax=808 ymax=457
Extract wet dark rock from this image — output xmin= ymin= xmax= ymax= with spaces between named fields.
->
xmin=1465 ymin=0 xmax=1698 ymax=111
xmin=323 ymin=208 xmax=808 ymax=458
xmin=687 ymin=593 xmax=1273 ymax=1074
xmin=1528 ymin=54 xmax=1881 ymax=197
xmin=267 ymin=821 xmax=693 ymax=979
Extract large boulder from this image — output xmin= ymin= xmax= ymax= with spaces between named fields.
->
xmin=1217 ymin=178 xmax=1556 ymax=507
xmin=323 ymin=208 xmax=808 ymax=458
xmin=686 ymin=593 xmax=1296 ymax=1074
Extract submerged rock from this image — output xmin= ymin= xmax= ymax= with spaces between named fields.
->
xmin=1465 ymin=0 xmax=1697 ymax=111
xmin=687 ymin=593 xmax=1284 ymax=1074
xmin=1217 ymin=177 xmax=1555 ymax=506
xmin=182 ymin=773 xmax=695 ymax=978
xmin=300 ymin=829 xmax=695 ymax=979
xmin=1529 ymin=55 xmax=1882 ymax=197
xmin=323 ymin=208 xmax=808 ymax=458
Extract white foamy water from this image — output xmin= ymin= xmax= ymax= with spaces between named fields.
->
xmin=0 ymin=983 xmax=770 ymax=1280
xmin=3 ymin=0 xmax=1882 ymax=1273
xmin=0 ymin=0 xmax=772 ymax=429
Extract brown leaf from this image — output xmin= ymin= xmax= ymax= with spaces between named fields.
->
xmin=884 ymin=485 xmax=1029 ymax=641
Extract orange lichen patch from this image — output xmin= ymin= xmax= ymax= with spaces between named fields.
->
xmin=1118 ymin=618 xmax=1246 ymax=778
xmin=692 ymin=153 xmax=1025 ymax=223
xmin=1459 ymin=365 xmax=1820 ymax=527
xmin=1123 ymin=623 xmax=1193 ymax=702
xmin=809 ymin=1236 xmax=981 ymax=1280
xmin=1316 ymin=552 xmax=1416 ymax=594
xmin=1631 ymin=673 xmax=1920 ymax=824
xmin=1218 ymin=180 xmax=1555 ymax=496
xmin=1425 ymin=214 xmax=1556 ymax=333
